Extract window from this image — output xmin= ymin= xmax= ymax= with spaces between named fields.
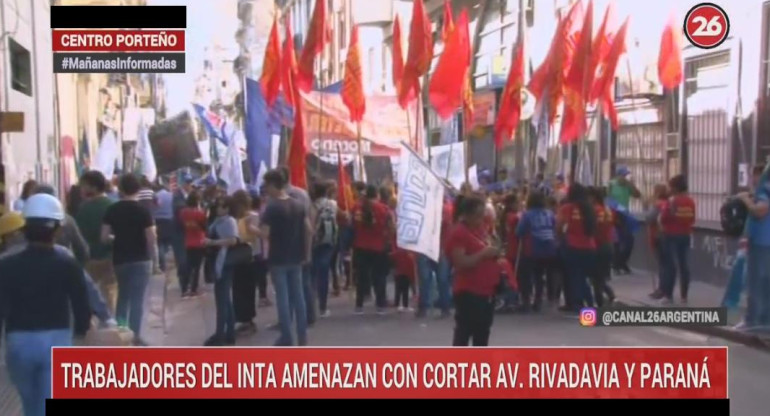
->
xmin=9 ymin=38 xmax=32 ymax=96
xmin=684 ymin=51 xmax=730 ymax=99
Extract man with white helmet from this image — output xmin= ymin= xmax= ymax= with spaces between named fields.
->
xmin=0 ymin=194 xmax=91 ymax=416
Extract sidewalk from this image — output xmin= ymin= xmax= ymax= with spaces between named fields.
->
xmin=610 ymin=269 xmax=770 ymax=351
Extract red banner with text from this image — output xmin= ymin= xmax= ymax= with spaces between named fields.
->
xmin=52 ymin=347 xmax=726 ymax=399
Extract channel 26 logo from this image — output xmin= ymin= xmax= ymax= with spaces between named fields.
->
xmin=684 ymin=3 xmax=730 ymax=49
xmin=579 ymin=308 xmax=597 ymax=327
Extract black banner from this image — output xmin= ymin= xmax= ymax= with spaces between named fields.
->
xmin=50 ymin=6 xmax=187 ymax=29
xmin=148 ymin=111 xmax=200 ymax=175
xmin=46 ymin=399 xmax=729 ymax=414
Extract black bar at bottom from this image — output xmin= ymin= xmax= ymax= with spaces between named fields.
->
xmin=46 ymin=399 xmax=729 ymax=414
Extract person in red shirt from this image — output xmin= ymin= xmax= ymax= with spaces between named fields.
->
xmin=352 ymin=185 xmax=393 ymax=314
xmin=445 ymin=193 xmax=505 ymax=346
xmin=179 ymin=191 xmax=207 ymax=297
xmin=646 ymin=184 xmax=669 ymax=300
xmin=556 ymin=184 xmax=597 ymax=313
xmin=588 ymin=187 xmax=616 ymax=307
xmin=659 ymin=174 xmax=696 ymax=304
xmin=391 ymin=248 xmax=416 ymax=312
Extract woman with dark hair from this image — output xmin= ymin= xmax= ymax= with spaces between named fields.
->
xmin=179 ymin=191 xmax=206 ymax=298
xmin=516 ymin=191 xmax=557 ymax=312
xmin=446 ymin=193 xmax=504 ymax=346
xmin=13 ymin=180 xmax=38 ymax=212
xmin=556 ymin=183 xmax=597 ymax=313
xmin=659 ymin=174 xmax=696 ymax=304
xmin=351 ymin=184 xmax=393 ymax=314
xmin=231 ymin=190 xmax=260 ymax=332
xmin=203 ymin=196 xmax=239 ymax=345
xmin=588 ymin=187 xmax=616 ymax=306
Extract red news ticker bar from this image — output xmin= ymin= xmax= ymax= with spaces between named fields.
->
xmin=51 ymin=30 xmax=185 ymax=52
xmin=51 ymin=347 xmax=727 ymax=399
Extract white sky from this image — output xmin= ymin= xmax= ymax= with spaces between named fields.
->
xmin=147 ymin=0 xmax=239 ymax=115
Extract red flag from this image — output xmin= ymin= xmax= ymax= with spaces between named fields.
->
xmin=658 ymin=13 xmax=683 ymax=90
xmin=398 ymin=0 xmax=433 ymax=109
xmin=260 ymin=18 xmax=282 ymax=107
xmin=341 ymin=25 xmax=366 ymax=123
xmin=392 ymin=15 xmax=404 ymax=91
xmin=493 ymin=41 xmax=525 ymax=149
xmin=288 ymin=80 xmax=308 ymax=190
xmin=336 ymin=148 xmax=354 ymax=212
xmin=441 ymin=1 xmax=454 ymax=42
xmin=588 ymin=2 xmax=616 ymax=104
xmin=560 ymin=0 xmax=593 ymax=144
xmin=297 ymin=0 xmax=329 ymax=93
xmin=281 ymin=15 xmax=298 ymax=108
xmin=591 ymin=18 xmax=629 ymax=130
xmin=528 ymin=0 xmax=585 ymax=125
xmin=429 ymin=9 xmax=470 ymax=120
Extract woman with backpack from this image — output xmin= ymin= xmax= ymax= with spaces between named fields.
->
xmin=311 ymin=182 xmax=339 ymax=318
xmin=516 ymin=191 xmax=558 ymax=312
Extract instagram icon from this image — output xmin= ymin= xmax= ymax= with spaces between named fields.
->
xmin=579 ymin=308 xmax=597 ymax=327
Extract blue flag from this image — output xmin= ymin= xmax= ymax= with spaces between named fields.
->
xmin=193 ymin=103 xmax=226 ymax=145
xmin=606 ymin=197 xmax=642 ymax=234
xmin=244 ymin=78 xmax=292 ymax=184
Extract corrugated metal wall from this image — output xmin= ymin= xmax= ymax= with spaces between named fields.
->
xmin=615 ymin=122 xmax=666 ymax=215
xmin=687 ymin=110 xmax=732 ymax=227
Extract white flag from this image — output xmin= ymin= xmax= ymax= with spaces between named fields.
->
xmin=534 ymin=87 xmax=550 ymax=163
xmin=94 ymin=129 xmax=119 ymax=178
xmin=221 ymin=130 xmax=246 ymax=195
xmin=429 ymin=142 xmax=465 ymax=189
xmin=136 ymin=123 xmax=157 ymax=182
xmin=396 ymin=143 xmax=445 ymax=261
xmin=577 ymin=146 xmax=594 ymax=186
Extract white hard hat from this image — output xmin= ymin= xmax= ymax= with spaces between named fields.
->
xmin=22 ymin=193 xmax=65 ymax=221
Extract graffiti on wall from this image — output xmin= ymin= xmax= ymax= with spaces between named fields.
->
xmin=697 ymin=234 xmax=735 ymax=272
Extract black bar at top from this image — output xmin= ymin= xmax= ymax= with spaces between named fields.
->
xmin=50 ymin=6 xmax=186 ymax=29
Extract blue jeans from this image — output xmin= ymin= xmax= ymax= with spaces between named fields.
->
xmin=271 ymin=265 xmax=308 ymax=346
xmin=312 ymin=244 xmax=335 ymax=312
xmin=661 ymin=235 xmax=691 ymax=299
xmin=214 ymin=267 xmax=235 ymax=341
xmin=563 ymin=247 xmax=595 ymax=309
xmin=84 ymin=271 xmax=112 ymax=322
xmin=745 ymin=245 xmax=770 ymax=329
xmin=302 ymin=263 xmax=317 ymax=324
xmin=114 ymin=261 xmax=151 ymax=339
xmin=417 ymin=253 xmax=452 ymax=312
xmin=5 ymin=329 xmax=71 ymax=416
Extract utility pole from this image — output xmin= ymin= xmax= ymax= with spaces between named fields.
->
xmin=513 ymin=0 xmax=527 ymax=182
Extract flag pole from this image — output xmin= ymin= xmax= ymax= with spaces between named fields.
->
xmin=356 ymin=122 xmax=364 ymax=179
xmin=316 ymin=60 xmax=323 ymax=175
xmin=624 ymin=60 xmax=650 ymax=193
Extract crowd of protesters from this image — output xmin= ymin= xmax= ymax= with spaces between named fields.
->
xmin=17 ymin=160 xmax=770 ymax=415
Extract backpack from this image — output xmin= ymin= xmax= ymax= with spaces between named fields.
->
xmin=314 ymin=199 xmax=338 ymax=247
xmin=720 ymin=197 xmax=748 ymax=238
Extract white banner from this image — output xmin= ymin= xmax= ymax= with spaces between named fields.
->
xmin=397 ymin=143 xmax=445 ymax=262
xmin=221 ymin=130 xmax=246 ymax=195
xmin=94 ymin=129 xmax=119 ymax=179
xmin=429 ymin=142 xmax=465 ymax=189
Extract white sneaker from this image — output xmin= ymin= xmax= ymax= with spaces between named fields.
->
xmin=397 ymin=306 xmax=405 ymax=313
xmin=354 ymin=308 xmax=364 ymax=315
xmin=320 ymin=310 xmax=331 ymax=318
xmin=659 ymin=298 xmax=673 ymax=305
